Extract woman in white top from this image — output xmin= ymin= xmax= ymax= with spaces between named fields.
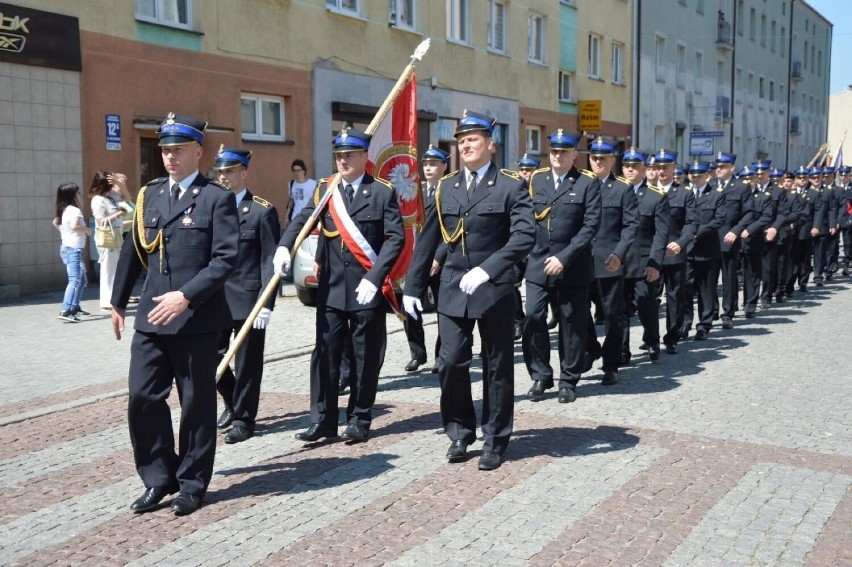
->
xmin=89 ymin=170 xmax=127 ymax=310
xmin=53 ymin=182 xmax=89 ymax=322
xmin=285 ymin=158 xmax=317 ymax=229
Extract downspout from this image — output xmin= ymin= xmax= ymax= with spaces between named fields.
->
xmin=785 ymin=0 xmax=795 ymax=168
xmin=729 ymin=0 xmax=737 ymax=153
xmin=632 ymin=0 xmax=641 ymax=146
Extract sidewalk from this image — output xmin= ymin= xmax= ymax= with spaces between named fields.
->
xmin=0 ymin=278 xmax=849 ymax=565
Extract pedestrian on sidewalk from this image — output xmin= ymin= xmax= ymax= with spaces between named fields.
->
xmin=89 ymin=170 xmax=127 ymax=310
xmin=53 ymin=182 xmax=89 ymax=322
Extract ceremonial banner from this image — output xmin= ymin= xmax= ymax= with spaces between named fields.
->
xmin=367 ymin=75 xmax=424 ymax=290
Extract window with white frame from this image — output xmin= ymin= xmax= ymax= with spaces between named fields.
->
xmin=487 ymin=0 xmax=506 ymax=53
xmin=558 ymin=70 xmax=575 ymax=102
xmin=611 ymin=42 xmax=623 ymax=84
xmin=694 ymin=50 xmax=703 ymax=93
xmin=588 ymin=34 xmax=601 ymax=78
xmin=447 ymin=0 xmax=469 ymax=44
xmin=676 ymin=44 xmax=686 ymax=88
xmin=528 ymin=12 xmax=546 ymax=63
xmin=655 ymin=35 xmax=666 ymax=81
xmin=526 ymin=125 xmax=542 ymax=154
xmin=389 ymin=0 xmax=415 ymax=30
xmin=241 ymin=94 xmax=285 ymax=142
xmin=134 ymin=0 xmax=191 ymax=28
xmin=328 ymin=0 xmax=359 ymax=16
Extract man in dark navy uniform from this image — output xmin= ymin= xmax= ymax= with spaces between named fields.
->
xmin=810 ymin=167 xmax=838 ymax=286
xmin=212 ymin=145 xmax=280 ymax=444
xmin=111 ymin=113 xmax=239 ymax=515
xmin=777 ymin=170 xmax=803 ymax=296
xmin=685 ymin=161 xmax=726 ymax=340
xmin=583 ymin=137 xmax=638 ymax=385
xmin=521 ymin=130 xmax=600 ymax=403
xmin=513 ymin=154 xmax=542 ymax=340
xmin=738 ymin=166 xmax=774 ymax=317
xmin=274 ymin=128 xmax=404 ymax=443
xmin=825 ymin=167 xmax=844 ymax=280
xmin=619 ymin=148 xmax=669 ymax=362
xmin=839 ymin=165 xmax=852 ymax=276
xmin=792 ymin=167 xmax=817 ymax=291
xmin=713 ymin=152 xmax=753 ymax=329
xmin=653 ymin=150 xmax=698 ymax=354
xmin=753 ymin=162 xmax=789 ymax=308
xmin=403 ymin=111 xmax=534 ymax=470
xmin=403 ymin=144 xmax=449 ymax=373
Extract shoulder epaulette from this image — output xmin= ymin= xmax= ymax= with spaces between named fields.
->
xmin=373 ymin=176 xmax=394 ymax=190
xmin=144 ymin=177 xmax=167 ymax=187
xmin=313 ymin=180 xmax=327 ymax=206
xmin=648 ymin=184 xmax=665 ymax=195
xmin=500 ymin=168 xmax=520 ymax=180
xmin=616 ymin=175 xmax=629 ymax=185
xmin=580 ymin=169 xmax=595 ymax=178
xmin=208 ymin=180 xmax=229 ymax=191
xmin=531 ymin=167 xmax=550 ymax=176
xmin=439 ymin=171 xmax=458 ymax=183
xmin=252 ymin=195 xmax=272 ymax=207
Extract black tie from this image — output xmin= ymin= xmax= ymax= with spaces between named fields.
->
xmin=427 ymin=186 xmax=435 ymax=201
xmin=467 ymin=172 xmax=478 ymax=196
xmin=170 ymin=183 xmax=180 ymax=212
xmin=345 ymin=183 xmax=354 ymax=204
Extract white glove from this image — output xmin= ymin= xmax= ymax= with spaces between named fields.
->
xmin=403 ymin=295 xmax=423 ymax=320
xmin=355 ymin=279 xmax=378 ymax=305
xmin=272 ymin=246 xmax=291 ymax=277
xmin=459 ymin=267 xmax=490 ymax=295
xmin=252 ymin=307 xmax=271 ymax=330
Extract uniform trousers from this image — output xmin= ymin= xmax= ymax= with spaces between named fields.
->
xmin=775 ymin=237 xmax=793 ymax=299
xmin=693 ymin=259 xmax=720 ymax=331
xmin=796 ymin=238 xmax=813 ymax=288
xmin=311 ymin=305 xmax=385 ymax=429
xmin=128 ymin=331 xmax=218 ymax=496
xmin=216 ymin=322 xmax=266 ymax=431
xmin=741 ymin=248 xmax=763 ymax=313
xmin=842 ymin=227 xmax=852 ymax=270
xmin=585 ymin=276 xmax=625 ymax=372
xmin=760 ymin=241 xmax=779 ymax=302
xmin=622 ymin=277 xmax=661 ymax=357
xmin=439 ymin=308 xmax=515 ymax=455
xmin=662 ymin=263 xmax=687 ymax=346
xmin=812 ymin=235 xmax=829 ymax=282
xmin=401 ymin=276 xmax=440 ymax=363
xmin=827 ymin=232 xmax=840 ymax=274
xmin=719 ymin=249 xmax=741 ymax=319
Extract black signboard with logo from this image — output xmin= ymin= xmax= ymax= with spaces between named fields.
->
xmin=0 ymin=3 xmax=81 ymax=71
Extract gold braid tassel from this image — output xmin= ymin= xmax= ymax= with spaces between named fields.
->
xmin=435 ymin=184 xmax=465 ymax=249
xmin=132 ymin=184 xmax=165 ymax=271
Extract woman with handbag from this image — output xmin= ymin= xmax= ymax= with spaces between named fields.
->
xmin=89 ymin=170 xmax=126 ymax=310
xmin=53 ymin=182 xmax=89 ymax=322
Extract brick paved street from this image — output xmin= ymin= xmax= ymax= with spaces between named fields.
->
xmin=0 ymin=279 xmax=849 ymax=565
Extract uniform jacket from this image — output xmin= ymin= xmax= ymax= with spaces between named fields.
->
xmin=839 ymin=186 xmax=852 ymax=228
xmin=811 ymin=185 xmax=837 ymax=235
xmin=624 ymin=180 xmax=670 ymax=278
xmin=832 ymin=185 xmax=846 ymax=226
xmin=797 ymin=187 xmax=816 ymax=240
xmin=784 ymin=189 xmax=804 ymax=234
xmin=111 ymin=174 xmax=239 ymax=334
xmin=525 ymin=165 xmax=601 ymax=287
xmin=741 ymin=186 xmax=775 ymax=254
xmin=690 ymin=183 xmax=727 ymax=261
xmin=590 ymin=173 xmax=639 ymax=278
xmin=716 ymin=176 xmax=754 ymax=252
xmin=662 ymin=182 xmax=699 ymax=266
xmin=224 ymin=190 xmax=281 ymax=320
xmin=281 ymin=174 xmax=404 ymax=312
xmin=404 ymin=163 xmax=535 ymax=318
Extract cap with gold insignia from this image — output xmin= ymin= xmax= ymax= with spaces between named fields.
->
xmin=793 ymin=166 xmax=810 ymax=177
xmin=621 ymin=147 xmax=646 ymax=163
xmin=422 ymin=144 xmax=450 ymax=164
xmin=654 ymin=148 xmax=678 ymax=164
xmin=517 ymin=153 xmax=541 ymax=170
xmin=157 ymin=112 xmax=207 ymax=147
xmin=715 ymin=152 xmax=737 ymax=165
xmin=687 ymin=161 xmax=709 ymax=174
xmin=454 ymin=109 xmax=497 ymax=137
xmin=214 ymin=145 xmax=252 ymax=169
xmin=751 ymin=160 xmax=772 ymax=172
xmin=548 ymin=129 xmax=579 ymax=149
xmin=769 ymin=167 xmax=784 ymax=179
xmin=674 ymin=164 xmax=686 ymax=177
xmin=644 ymin=154 xmax=657 ymax=167
xmin=737 ymin=166 xmax=755 ymax=178
xmin=821 ymin=166 xmax=835 ymax=175
xmin=589 ymin=136 xmax=617 ymax=156
xmin=333 ymin=127 xmax=372 ymax=153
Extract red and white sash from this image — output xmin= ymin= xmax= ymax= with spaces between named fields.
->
xmin=327 ymin=185 xmax=400 ymax=313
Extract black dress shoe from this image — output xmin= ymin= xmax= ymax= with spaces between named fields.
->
xmin=404 ymin=358 xmax=426 ymax=372
xmin=171 ymin=492 xmax=202 ymax=516
xmin=130 ymin=485 xmax=177 ymax=513
xmin=679 ymin=328 xmax=690 ymax=340
xmin=638 ymin=343 xmax=650 ymax=351
xmin=558 ymin=387 xmax=576 ymax=403
xmin=721 ymin=317 xmax=733 ymax=329
xmin=665 ymin=343 xmax=678 ymax=355
xmin=694 ymin=328 xmax=709 ymax=340
xmin=338 ymin=377 xmax=350 ymax=396
xmin=216 ymin=408 xmax=234 ymax=430
xmin=527 ymin=379 xmax=554 ymax=397
xmin=648 ymin=344 xmax=661 ymax=361
xmin=224 ymin=424 xmax=252 ymax=444
xmin=431 ymin=362 xmax=442 ymax=374
xmin=775 ymin=295 xmax=785 ymax=304
xmin=744 ymin=311 xmax=756 ymax=319
xmin=446 ymin=440 xmax=470 ymax=463
xmin=514 ymin=322 xmax=523 ymax=341
xmin=601 ymin=370 xmax=619 ymax=385
xmin=295 ymin=423 xmax=338 ymax=442
xmin=815 ymin=279 xmax=824 ymax=287
xmin=478 ymin=451 xmax=502 ymax=470
xmin=342 ymin=423 xmax=369 ymax=442
xmin=619 ymin=354 xmax=631 ymax=367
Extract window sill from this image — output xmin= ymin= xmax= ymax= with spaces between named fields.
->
xmin=487 ymin=48 xmax=510 ymax=58
xmin=612 ymin=80 xmax=627 ymax=87
xmin=388 ymin=24 xmax=423 ymax=37
xmin=587 ymin=75 xmax=605 ymax=82
xmin=326 ymin=8 xmax=369 ymax=23
xmin=446 ymin=38 xmax=474 ymax=49
xmin=559 ymin=99 xmax=577 ymax=105
xmin=240 ymin=138 xmax=295 ymax=146
xmin=528 ymin=59 xmax=548 ymax=68
xmin=134 ymin=17 xmax=202 ymax=35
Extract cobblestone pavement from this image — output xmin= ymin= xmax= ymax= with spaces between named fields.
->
xmin=0 ymin=278 xmax=849 ymax=565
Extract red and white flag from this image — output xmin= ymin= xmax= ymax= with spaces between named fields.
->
xmin=367 ymin=75 xmax=424 ymax=292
